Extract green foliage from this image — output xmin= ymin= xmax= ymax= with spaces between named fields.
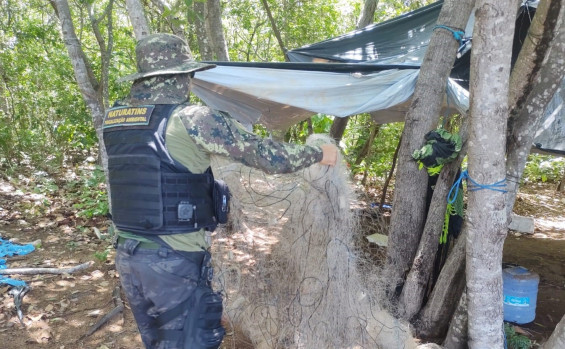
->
xmin=504 ymin=323 xmax=532 ymax=349
xmin=0 ymin=0 xmax=98 ymax=170
xmin=343 ymin=115 xmax=404 ymax=185
xmin=522 ymin=154 xmax=565 ymax=183
xmin=94 ymin=249 xmax=109 ymax=262
xmin=286 ymin=114 xmax=334 ymax=143
xmin=67 ymin=165 xmax=109 ymax=218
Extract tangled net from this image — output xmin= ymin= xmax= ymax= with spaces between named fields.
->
xmin=211 ymin=135 xmax=415 ymax=349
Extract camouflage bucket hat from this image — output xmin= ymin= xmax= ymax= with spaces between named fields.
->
xmin=117 ymin=33 xmax=216 ymax=83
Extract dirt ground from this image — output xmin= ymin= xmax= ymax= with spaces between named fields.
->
xmin=0 ymin=179 xmax=563 ymax=348
xmin=503 ymin=183 xmax=565 ymax=346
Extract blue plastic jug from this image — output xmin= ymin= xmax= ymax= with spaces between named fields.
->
xmin=502 ymin=266 xmax=539 ymax=324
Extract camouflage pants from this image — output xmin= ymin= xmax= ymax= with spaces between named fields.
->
xmin=115 ymin=239 xmax=205 ymax=349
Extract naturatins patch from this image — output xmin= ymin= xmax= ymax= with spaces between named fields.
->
xmin=103 ymin=105 xmax=155 ymax=128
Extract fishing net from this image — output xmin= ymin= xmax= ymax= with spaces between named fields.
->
xmin=210 ymin=134 xmax=416 ymax=349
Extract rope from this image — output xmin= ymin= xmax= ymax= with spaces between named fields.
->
xmin=448 ymin=170 xmax=507 ymax=204
xmin=433 ymin=25 xmax=465 ymax=45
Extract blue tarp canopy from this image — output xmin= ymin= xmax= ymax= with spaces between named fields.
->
xmin=192 ymin=0 xmax=563 ymax=155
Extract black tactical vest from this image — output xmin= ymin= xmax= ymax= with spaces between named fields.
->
xmin=102 ymin=104 xmax=217 ymax=235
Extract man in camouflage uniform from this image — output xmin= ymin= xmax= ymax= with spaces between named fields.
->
xmin=104 ymin=33 xmax=338 ymax=349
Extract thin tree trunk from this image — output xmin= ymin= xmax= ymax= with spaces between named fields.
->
xmin=125 ymin=0 xmax=150 ymax=39
xmin=259 ymin=0 xmax=287 ymax=61
xmin=379 ymin=134 xmax=401 ymax=209
xmin=466 ymin=1 xmax=515 ymax=346
xmin=354 ymin=123 xmax=380 ymax=166
xmin=194 ymin=1 xmax=213 ymax=60
xmin=50 ymin=0 xmax=110 ymax=204
xmin=416 ymin=229 xmax=466 ymax=340
xmin=506 ymin=1 xmax=565 ymax=216
xmin=442 ymin=290 xmax=468 ymax=349
xmin=384 ymin=0 xmax=475 ymax=302
xmin=206 ymin=0 xmax=229 ymax=61
xmin=86 ymin=0 xmax=114 ymax=109
xmin=357 ymin=0 xmax=379 ymax=29
xmin=329 ymin=116 xmax=349 ymax=142
xmin=558 ymin=170 xmax=565 ymax=192
xmin=399 ymin=121 xmax=468 ymax=320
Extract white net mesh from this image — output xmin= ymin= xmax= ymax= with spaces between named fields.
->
xmin=211 ymin=135 xmax=416 ymax=349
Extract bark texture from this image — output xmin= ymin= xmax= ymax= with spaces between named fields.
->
xmin=194 ymin=1 xmax=213 ymax=60
xmin=543 ymin=314 xmax=565 ymax=349
xmin=206 ymin=0 xmax=229 ymax=61
xmin=125 ymin=0 xmax=150 ymax=39
xmin=415 ymin=229 xmax=466 ymax=340
xmin=399 ymin=121 xmax=468 ymax=320
xmin=357 ymin=0 xmax=379 ymax=29
xmin=506 ymin=1 xmax=565 ymax=216
xmin=442 ymin=290 xmax=468 ymax=349
xmin=384 ymin=0 xmax=475 ymax=301
xmin=466 ymin=1 xmax=515 ymax=347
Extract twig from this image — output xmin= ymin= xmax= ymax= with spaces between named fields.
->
xmin=0 ymin=261 xmax=93 ymax=275
xmin=82 ymin=286 xmax=124 ymax=338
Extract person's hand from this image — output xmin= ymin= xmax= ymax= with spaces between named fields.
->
xmin=319 ymin=144 xmax=338 ymax=166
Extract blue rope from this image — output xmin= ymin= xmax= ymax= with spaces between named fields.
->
xmin=433 ymin=25 xmax=465 ymax=45
xmin=0 ymin=238 xmax=35 ymax=287
xmin=448 ymin=170 xmax=507 ymax=204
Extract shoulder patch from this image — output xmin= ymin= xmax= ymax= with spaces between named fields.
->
xmin=103 ymin=105 xmax=155 ymax=129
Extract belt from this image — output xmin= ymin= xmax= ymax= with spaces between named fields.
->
xmin=117 ymin=236 xmax=161 ymax=249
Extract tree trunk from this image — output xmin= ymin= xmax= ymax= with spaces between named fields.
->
xmin=357 ymin=0 xmax=379 ymax=29
xmin=194 ymin=1 xmax=213 ymax=60
xmin=465 ymin=1 xmax=515 ymax=347
xmin=384 ymin=0 xmax=475 ymax=301
xmin=379 ymin=135 xmax=401 ymax=208
xmin=543 ymin=313 xmax=565 ymax=349
xmin=506 ymin=1 xmax=565 ymax=216
xmin=508 ymin=0 xmax=563 ymax=115
xmin=399 ymin=121 xmax=468 ymax=320
xmin=50 ymin=0 xmax=110 ymax=203
xmin=259 ymin=0 xmax=287 ymax=61
xmin=558 ymin=170 xmax=565 ymax=192
xmin=206 ymin=0 xmax=229 ymax=61
xmin=415 ymin=229 xmax=466 ymax=340
xmin=125 ymin=0 xmax=150 ymax=39
xmin=442 ymin=290 xmax=468 ymax=349
xmin=354 ymin=123 xmax=380 ymax=166
xmin=86 ymin=0 xmax=114 ymax=109
xmin=329 ymin=116 xmax=349 ymax=142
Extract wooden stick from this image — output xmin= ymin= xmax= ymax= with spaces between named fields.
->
xmin=0 ymin=261 xmax=93 ymax=275
xmin=83 ymin=286 xmax=124 ymax=338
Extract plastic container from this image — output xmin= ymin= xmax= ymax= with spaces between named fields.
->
xmin=502 ymin=266 xmax=539 ymax=324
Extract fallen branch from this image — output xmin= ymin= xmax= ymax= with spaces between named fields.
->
xmin=0 ymin=261 xmax=93 ymax=275
xmin=83 ymin=286 xmax=124 ymax=338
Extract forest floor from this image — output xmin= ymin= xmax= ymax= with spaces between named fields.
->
xmin=0 ymin=175 xmax=563 ymax=349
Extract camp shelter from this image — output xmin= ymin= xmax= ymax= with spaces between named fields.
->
xmin=192 ymin=0 xmax=564 ymax=155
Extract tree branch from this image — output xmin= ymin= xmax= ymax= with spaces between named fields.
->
xmin=0 ymin=261 xmax=93 ymax=275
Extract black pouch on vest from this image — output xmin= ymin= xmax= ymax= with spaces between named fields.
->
xmin=213 ymin=180 xmax=230 ymax=224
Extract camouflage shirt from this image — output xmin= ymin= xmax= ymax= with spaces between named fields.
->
xmin=175 ymin=103 xmax=323 ymax=174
